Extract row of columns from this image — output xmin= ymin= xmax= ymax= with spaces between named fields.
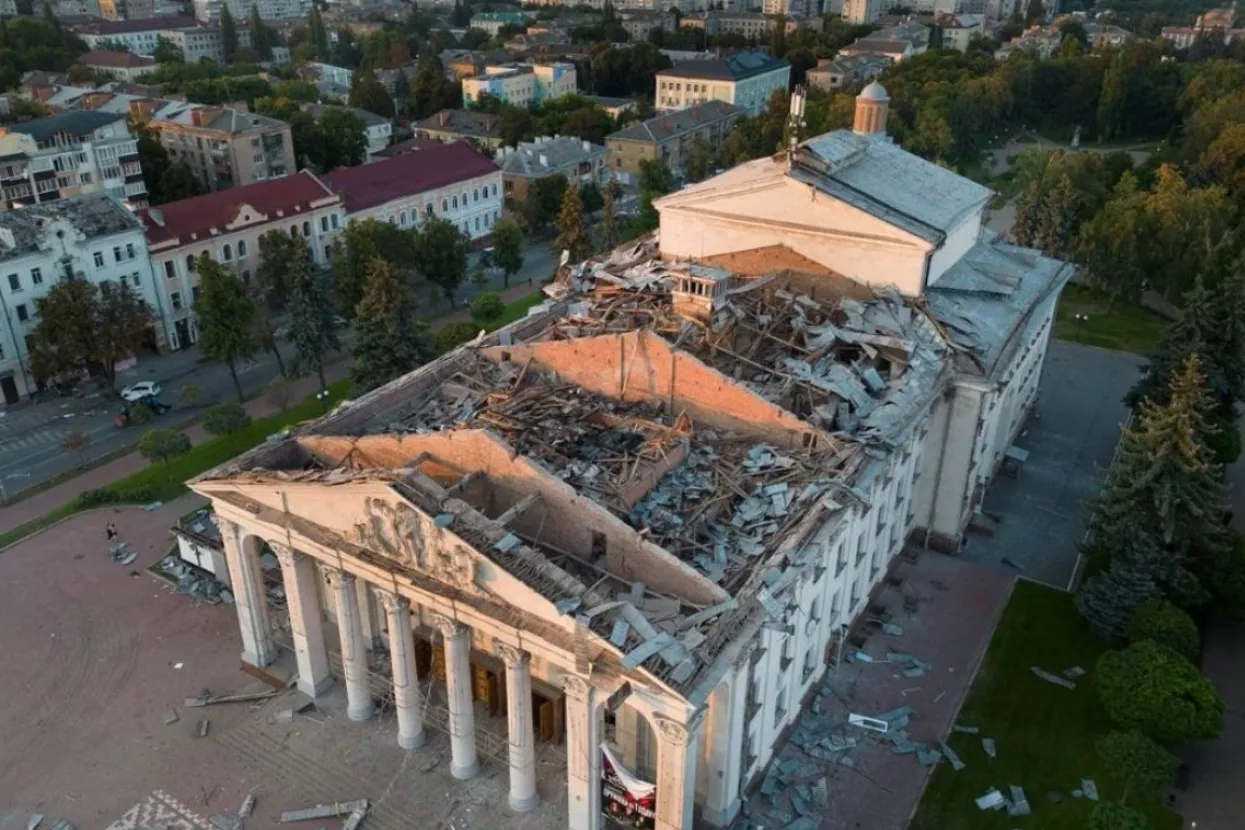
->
xmin=223 ymin=525 xmax=701 ymax=829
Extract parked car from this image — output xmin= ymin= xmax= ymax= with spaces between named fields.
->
xmin=115 ymin=395 xmax=171 ymax=428
xmin=121 ymin=381 xmax=162 ymax=402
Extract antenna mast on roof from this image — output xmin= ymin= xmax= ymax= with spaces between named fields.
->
xmin=787 ymin=84 xmax=806 ymax=171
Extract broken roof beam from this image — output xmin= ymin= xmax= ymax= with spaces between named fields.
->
xmin=495 ymin=491 xmax=543 ymax=527
xmin=444 ymin=471 xmax=482 ymax=496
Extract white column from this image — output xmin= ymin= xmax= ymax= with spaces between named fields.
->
xmin=219 ymin=518 xmax=276 ymax=668
xmin=702 ymin=661 xmax=747 ymax=827
xmin=436 ymin=616 xmax=478 ymax=780
xmin=498 ymin=645 xmax=538 ymax=812
xmin=333 ymin=571 xmax=374 ymax=722
xmin=356 ymin=578 xmax=382 ymax=650
xmin=381 ymin=591 xmax=426 ymax=750
xmin=564 ymin=675 xmax=601 ymax=830
xmin=273 ymin=544 xmax=332 ymax=697
xmin=654 ymin=714 xmax=701 ymax=830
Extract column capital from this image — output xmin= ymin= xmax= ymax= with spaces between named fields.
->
xmin=496 ymin=643 xmax=530 ymax=667
xmin=269 ymin=541 xmax=296 ymax=569
xmin=432 ymin=613 xmax=467 ymax=639
xmin=654 ymin=712 xmax=703 ymax=748
xmin=377 ymin=590 xmax=409 ymax=613
xmin=562 ymin=674 xmax=591 ymax=702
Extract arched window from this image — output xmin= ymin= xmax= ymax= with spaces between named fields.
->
xmin=302 ymin=221 xmax=310 ymax=236
xmin=442 ymin=198 xmax=448 ymax=212
xmin=473 ymin=189 xmax=479 ymax=202
xmin=452 ymin=195 xmax=458 ymax=209
xmin=238 ymin=239 xmax=248 ymax=258
xmin=222 ymin=243 xmax=232 ymax=261
xmin=186 ymin=254 xmax=196 ymax=272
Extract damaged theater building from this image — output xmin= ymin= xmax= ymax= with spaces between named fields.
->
xmin=189 ymin=85 xmax=1068 ymax=830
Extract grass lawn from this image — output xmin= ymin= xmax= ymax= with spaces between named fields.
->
xmin=910 ymin=580 xmax=1181 ymax=830
xmin=1054 ymin=284 xmax=1168 ymax=355
xmin=0 ymin=379 xmax=353 ymax=550
xmin=490 ymin=290 xmax=547 ymax=328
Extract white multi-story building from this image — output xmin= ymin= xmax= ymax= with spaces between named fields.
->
xmin=655 ymin=52 xmax=790 ymax=117
xmin=190 ymin=84 xmax=1069 ymax=830
xmin=323 ymin=141 xmax=503 ymax=241
xmin=0 ymin=193 xmax=161 ymax=404
xmin=73 ymin=14 xmax=201 ymax=54
xmin=462 ymin=62 xmax=577 ymax=109
xmin=0 ymin=111 xmax=147 ymax=208
xmin=842 ymin=0 xmax=888 ymax=24
xmin=192 ymin=0 xmax=305 ymax=23
xmin=138 ymin=170 xmax=345 ymax=350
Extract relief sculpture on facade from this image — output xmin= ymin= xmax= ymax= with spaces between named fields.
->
xmin=354 ymin=496 xmax=481 ymax=594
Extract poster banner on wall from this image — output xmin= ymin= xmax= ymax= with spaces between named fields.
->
xmin=602 ymin=743 xmax=656 ymax=829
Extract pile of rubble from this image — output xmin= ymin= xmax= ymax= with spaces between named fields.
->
xmin=155 ymin=554 xmax=233 ymax=605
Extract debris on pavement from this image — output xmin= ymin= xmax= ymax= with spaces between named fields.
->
xmin=975 ymin=788 xmax=1005 ymax=811
xmin=982 ymin=737 xmax=996 ymax=758
xmin=26 ymin=813 xmax=43 ymax=830
xmin=1030 ymin=666 xmax=1077 ymax=689
xmin=1082 ymin=778 xmax=1099 ymax=801
xmin=239 ymin=793 xmax=256 ymax=819
xmin=279 ymin=800 xmax=369 ymax=823
xmin=197 ymin=718 xmax=211 ymax=737
xmin=162 ymin=707 xmax=179 ymax=725
xmin=952 ymin=724 xmax=979 ymax=734
xmin=940 ymin=741 xmax=966 ymax=772
xmin=185 ymin=689 xmax=279 ymax=707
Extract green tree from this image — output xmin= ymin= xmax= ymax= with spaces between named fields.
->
xmin=220 ymin=5 xmax=238 ymax=63
xmin=332 ymin=219 xmax=420 ymax=314
xmin=1034 ymin=174 xmax=1078 ymax=258
xmin=351 ymin=259 xmax=429 ymax=392
xmin=308 ymin=5 xmax=330 ymax=60
xmin=317 ymin=107 xmax=368 ymax=170
xmin=61 ymin=428 xmax=90 ymax=468
xmin=492 ymin=219 xmax=524 ymax=288
xmin=600 ymin=184 xmax=619 ymax=249
xmin=203 ymin=401 xmax=252 ymax=449
xmin=194 ymin=255 xmax=257 ymax=403
xmin=349 ymin=68 xmax=394 ymax=118
xmin=1127 ymin=598 xmax=1200 ymax=661
xmin=1078 ymin=539 xmax=1166 ymax=642
xmin=409 ymin=52 xmax=459 ymax=119
xmin=160 ymin=163 xmax=202 ymax=203
xmin=138 ymin=428 xmax=192 ymax=468
xmin=470 ymin=292 xmax=505 ymax=327
xmin=435 ymin=321 xmax=480 ymax=354
xmin=248 ymin=4 xmax=273 ymax=60
xmin=1088 ymin=801 xmax=1150 ymax=830
xmin=416 ymin=217 xmax=472 ymax=306
xmin=1098 ymin=52 xmax=1128 ymax=142
xmin=1095 ymin=640 xmax=1224 ymax=745
xmin=553 ymin=182 xmax=592 ymax=264
xmin=518 ymin=174 xmax=569 ymax=234
xmin=153 ymin=35 xmax=183 ymax=63
xmin=1078 ymin=174 xmax=1152 ymax=304
xmin=287 ymin=242 xmax=339 ymax=391
xmin=684 ymin=136 xmax=713 ymax=183
xmin=638 ymin=158 xmax=673 ymax=195
xmin=1096 ymin=730 xmax=1177 ymax=804
xmin=1012 ymin=182 xmax=1041 ymax=248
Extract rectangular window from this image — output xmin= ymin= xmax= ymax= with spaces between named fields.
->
xmin=320 ymin=216 xmax=329 ymax=232
xmin=6 ymin=273 xmax=19 ymax=292
xmin=15 ymin=303 xmax=27 ymax=322
xmin=171 ymin=291 xmax=182 ymax=310
xmin=126 ymin=243 xmax=135 ymax=259
xmin=164 ymin=260 xmax=175 ymax=279
xmin=331 ymin=213 xmax=340 ymax=229
xmin=30 ymin=267 xmax=41 ymax=285
xmin=113 ymin=246 xmax=122 ymax=263
xmin=191 ymin=285 xmax=200 ymax=302
xmin=132 ymin=272 xmax=140 ymax=287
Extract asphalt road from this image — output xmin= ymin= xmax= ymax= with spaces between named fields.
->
xmin=0 ymin=241 xmax=557 ymax=499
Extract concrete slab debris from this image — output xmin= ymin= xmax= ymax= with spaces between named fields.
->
xmin=1030 ymin=666 xmax=1076 ymax=689
xmin=882 ymin=623 xmax=905 ymax=636
xmin=952 ymin=725 xmax=979 ymax=734
xmin=982 ymin=738 xmax=996 ymax=758
xmin=940 ymin=741 xmax=966 ymax=771
xmin=239 ymin=793 xmax=256 ymax=818
xmin=848 ymin=713 xmax=889 ymax=733
xmin=1008 ymin=785 xmax=1031 ymax=817
xmin=185 ymin=690 xmax=278 ymax=707
xmin=209 ymin=815 xmax=239 ymax=830
xmin=279 ymin=800 xmax=369 ymax=823
xmin=342 ymin=805 xmax=368 ymax=830
xmin=975 ymin=788 xmax=1005 ymax=811
xmin=1063 ymin=665 xmax=1086 ymax=679
xmin=811 ymin=777 xmax=829 ymax=808
xmin=26 ymin=813 xmax=43 ymax=830
xmin=162 ymin=708 xmax=179 ymax=725
xmin=917 ymin=746 xmax=943 ymax=766
xmin=1082 ymin=778 xmax=1099 ymax=801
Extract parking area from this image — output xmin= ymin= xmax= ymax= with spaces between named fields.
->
xmin=958 ymin=340 xmax=1142 ymax=588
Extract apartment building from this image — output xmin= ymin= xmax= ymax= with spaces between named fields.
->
xmin=655 ymin=52 xmax=790 ymax=117
xmin=77 ymin=50 xmax=156 ymax=82
xmin=74 ymin=15 xmax=200 ymax=54
xmin=496 ymin=135 xmax=607 ymax=204
xmin=619 ymin=9 xmax=678 ymax=40
xmin=323 ymin=141 xmax=503 ymax=242
xmin=605 ymin=100 xmax=742 ymax=183
xmin=192 ymin=0 xmax=305 ymax=23
xmin=462 ymin=62 xmax=578 ymax=108
xmin=147 ymin=106 xmax=296 ymax=192
xmin=139 ymin=171 xmax=344 ymax=350
xmin=469 ymin=11 xmax=532 ymax=34
xmin=842 ymin=0 xmax=888 ymax=24
xmin=805 ymin=53 xmax=889 ymax=91
xmin=412 ymin=109 xmax=505 ymax=151
xmin=0 ymin=193 xmax=161 ymax=404
xmin=0 ymin=111 xmax=147 ymax=208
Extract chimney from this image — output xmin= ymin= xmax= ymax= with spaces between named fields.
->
xmin=191 ymin=107 xmax=219 ymax=127
xmin=853 ymin=81 xmax=889 ymax=137
xmin=129 ymin=99 xmax=154 ymax=122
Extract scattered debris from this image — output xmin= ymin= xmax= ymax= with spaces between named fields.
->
xmin=1008 ymin=785 xmax=1031 ymax=817
xmin=882 ymin=623 xmax=904 ymax=636
xmin=982 ymin=738 xmax=996 ymax=759
xmin=209 ymin=815 xmax=239 ymax=830
xmin=279 ymin=800 xmax=369 ymax=823
xmin=163 ymin=708 xmax=179 ymax=725
xmin=848 ymin=713 xmax=889 ymax=733
xmin=1082 ymin=778 xmax=1099 ymax=801
xmin=197 ymin=719 xmax=211 ymax=738
xmin=239 ymin=793 xmax=256 ymax=818
xmin=48 ymin=821 xmax=74 ymax=830
xmin=1030 ymin=666 xmax=1077 ymax=690
xmin=1063 ymin=665 xmax=1086 ymax=679
xmin=273 ymin=708 xmax=294 ymax=723
xmin=975 ymin=788 xmax=1005 ymax=811
xmin=940 ymin=741 xmax=966 ymax=772
xmin=952 ymin=725 xmax=979 ymax=734
xmin=156 ymin=554 xmax=229 ymax=605
xmin=26 ymin=813 xmax=43 ymax=830
xmin=185 ymin=690 xmax=279 ymax=708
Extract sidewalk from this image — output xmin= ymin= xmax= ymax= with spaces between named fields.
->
xmin=0 ymin=361 xmax=351 ymax=535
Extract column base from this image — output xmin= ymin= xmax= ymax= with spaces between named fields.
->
xmin=509 ymin=791 xmax=539 ymax=813
xmin=297 ymin=674 xmax=334 ymax=698
xmin=701 ymin=797 xmax=742 ymax=828
xmin=241 ymin=647 xmax=276 ymax=668
xmin=348 ymin=704 xmax=375 ymax=722
xmin=451 ymin=759 xmax=479 ymax=780
xmin=399 ymin=729 xmax=427 ymax=750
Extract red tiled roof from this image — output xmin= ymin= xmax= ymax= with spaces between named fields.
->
xmin=323 ymin=142 xmax=499 ymax=213
xmin=138 ymin=171 xmax=338 ymax=246
xmin=80 ymin=50 xmax=153 ymax=69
